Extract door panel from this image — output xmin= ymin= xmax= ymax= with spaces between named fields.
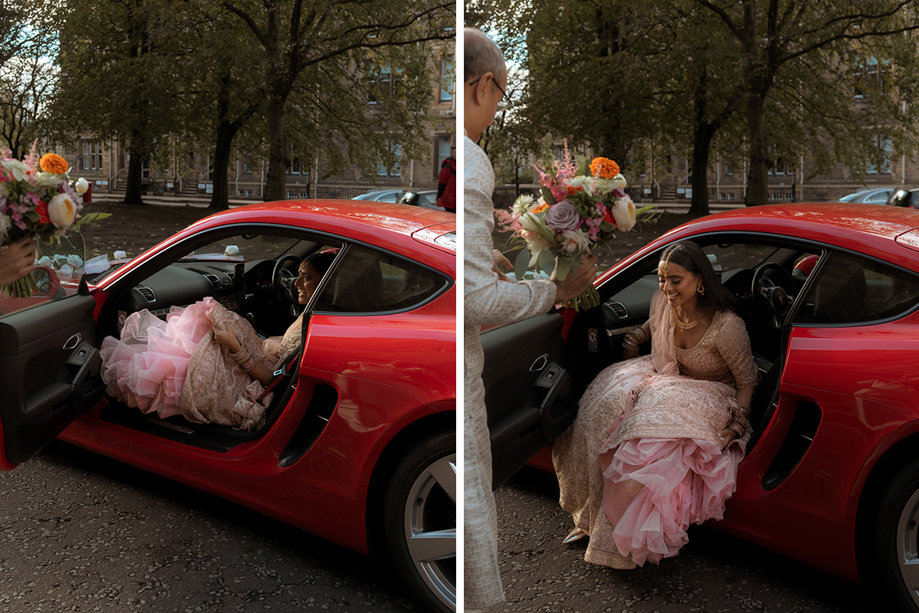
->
xmin=481 ymin=313 xmax=572 ymax=489
xmin=0 ymin=294 xmax=102 ymax=466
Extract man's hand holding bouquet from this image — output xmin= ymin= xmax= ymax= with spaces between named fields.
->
xmin=496 ymin=134 xmax=655 ymax=310
xmin=0 ymin=144 xmax=110 ymax=297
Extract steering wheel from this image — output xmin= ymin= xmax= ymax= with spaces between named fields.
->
xmin=272 ymin=255 xmax=302 ymax=318
xmin=751 ymin=263 xmax=794 ymax=328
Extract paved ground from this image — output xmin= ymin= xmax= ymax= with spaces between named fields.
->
xmin=486 ymin=468 xmax=875 ymax=613
xmin=0 ymin=441 xmax=419 ymax=612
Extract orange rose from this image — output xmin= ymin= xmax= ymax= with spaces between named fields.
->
xmin=589 ymin=157 xmax=620 ymax=179
xmin=39 ymin=153 xmax=69 ymax=175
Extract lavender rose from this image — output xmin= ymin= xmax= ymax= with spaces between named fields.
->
xmin=545 ymin=200 xmax=581 ymax=232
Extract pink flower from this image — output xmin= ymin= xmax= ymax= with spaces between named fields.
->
xmin=549 ymin=185 xmax=568 ymax=203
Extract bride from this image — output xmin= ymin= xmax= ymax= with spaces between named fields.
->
xmin=100 ymin=251 xmax=335 ymax=430
xmin=553 ymin=240 xmax=758 ymax=568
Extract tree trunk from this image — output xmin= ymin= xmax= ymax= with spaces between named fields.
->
xmin=209 ymin=120 xmax=238 ymax=210
xmin=264 ymin=91 xmax=289 ymax=202
xmin=744 ymin=91 xmax=772 ymax=206
xmin=123 ymin=144 xmax=146 ymax=205
xmin=689 ymin=122 xmax=716 ymax=216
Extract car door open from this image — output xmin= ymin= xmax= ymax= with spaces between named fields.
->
xmin=0 ymin=290 xmax=104 ymax=468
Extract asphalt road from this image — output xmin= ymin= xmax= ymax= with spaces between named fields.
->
xmin=487 ymin=467 xmax=876 ymax=613
xmin=0 ymin=440 xmax=419 ymax=613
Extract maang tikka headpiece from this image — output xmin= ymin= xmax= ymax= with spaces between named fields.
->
xmin=659 ymin=246 xmax=676 ymax=275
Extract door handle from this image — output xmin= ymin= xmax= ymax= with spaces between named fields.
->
xmin=64 ymin=333 xmax=82 ymax=350
xmin=529 ymin=353 xmax=548 ymax=372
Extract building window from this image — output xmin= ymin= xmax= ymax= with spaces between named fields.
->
xmin=289 ymin=157 xmax=302 ymax=175
xmin=769 ymin=158 xmax=788 ymax=177
xmin=81 ymin=141 xmax=102 ymax=171
xmin=867 ymin=136 xmax=892 ymax=175
xmin=437 ymin=137 xmax=451 ymax=171
xmin=440 ymin=57 xmax=454 ymax=102
xmin=368 ymin=67 xmax=401 ymax=105
xmin=378 ymin=141 xmax=401 ymax=177
xmin=723 ymin=164 xmax=733 ymax=177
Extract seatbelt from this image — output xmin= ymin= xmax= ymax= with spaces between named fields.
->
xmin=258 ymin=359 xmax=295 ymax=403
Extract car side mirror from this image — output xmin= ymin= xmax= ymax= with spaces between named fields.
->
xmin=888 ymin=189 xmax=912 ymax=208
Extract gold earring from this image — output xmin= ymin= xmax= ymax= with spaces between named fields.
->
xmin=697 ymin=283 xmax=705 ymax=295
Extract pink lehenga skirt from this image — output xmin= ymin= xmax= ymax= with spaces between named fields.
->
xmin=100 ymin=298 xmax=215 ymax=418
xmin=552 ymin=356 xmax=744 ymax=568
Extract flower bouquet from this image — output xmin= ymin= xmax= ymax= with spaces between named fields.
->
xmin=0 ymin=145 xmax=109 ymax=297
xmin=496 ymin=134 xmax=656 ymax=310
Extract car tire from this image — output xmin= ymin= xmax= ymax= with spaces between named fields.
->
xmin=874 ymin=460 xmax=919 ymax=613
xmin=382 ymin=428 xmax=456 ymax=613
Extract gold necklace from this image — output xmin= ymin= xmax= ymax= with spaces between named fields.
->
xmin=672 ymin=307 xmax=705 ymax=331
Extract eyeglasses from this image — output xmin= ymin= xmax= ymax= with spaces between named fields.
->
xmin=468 ymin=75 xmax=513 ymax=111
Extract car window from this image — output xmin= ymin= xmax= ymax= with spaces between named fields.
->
xmin=795 ymin=251 xmax=919 ymax=324
xmin=0 ymin=232 xmax=87 ymax=319
xmin=314 ymin=244 xmax=448 ymax=313
xmin=867 ymin=191 xmax=890 ymax=203
xmin=381 ymin=193 xmax=400 ymax=203
xmin=180 ymin=235 xmax=300 ymax=262
xmin=701 ymin=244 xmax=780 ymax=273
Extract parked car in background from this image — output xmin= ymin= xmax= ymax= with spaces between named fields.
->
xmin=399 ymin=190 xmax=440 ymax=210
xmin=887 ymin=188 xmax=919 ymax=208
xmin=839 ymin=187 xmax=895 ymax=204
xmin=352 ymin=189 xmax=403 ymax=203
xmin=483 ymin=202 xmax=919 ymax=613
xmin=0 ymin=201 xmax=457 ymax=612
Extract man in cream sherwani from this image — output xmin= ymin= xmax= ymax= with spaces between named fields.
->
xmin=463 ymin=26 xmax=599 ymax=611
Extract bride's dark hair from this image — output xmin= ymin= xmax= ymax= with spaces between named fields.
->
xmin=301 ymin=251 xmax=336 ymax=276
xmin=659 ymin=241 xmax=736 ymax=312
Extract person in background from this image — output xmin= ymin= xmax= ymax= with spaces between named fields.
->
xmin=463 ymin=26 xmax=598 ymax=611
xmin=437 ymin=154 xmax=456 ymax=213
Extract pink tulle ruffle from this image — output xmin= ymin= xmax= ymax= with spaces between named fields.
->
xmin=100 ymin=298 xmax=216 ymax=418
xmin=602 ymin=437 xmax=742 ymax=566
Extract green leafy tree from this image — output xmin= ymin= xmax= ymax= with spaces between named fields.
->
xmin=692 ymin=0 xmax=919 ymax=205
xmin=52 ymin=0 xmax=184 ymax=205
xmin=218 ymin=0 xmax=453 ymax=201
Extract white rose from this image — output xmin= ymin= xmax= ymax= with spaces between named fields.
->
xmin=224 ymin=245 xmax=240 ymax=256
xmin=612 ymin=173 xmax=628 ymax=189
xmin=75 ymin=177 xmax=89 ymax=195
xmin=114 ymin=250 xmax=127 ymax=259
xmin=36 ymin=255 xmax=54 ymax=268
xmin=67 ymin=254 xmax=84 ymax=269
xmin=612 ymin=195 xmax=637 ymax=232
xmin=36 ymin=172 xmax=64 ymax=188
xmin=48 ymin=193 xmax=77 ymax=228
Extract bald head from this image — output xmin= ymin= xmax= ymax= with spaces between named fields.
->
xmin=464 ymin=27 xmax=506 ymax=84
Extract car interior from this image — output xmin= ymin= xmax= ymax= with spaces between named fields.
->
xmin=89 ymin=229 xmax=344 ymax=453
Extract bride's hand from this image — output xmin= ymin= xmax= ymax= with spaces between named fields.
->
xmin=213 ymin=326 xmax=241 ymax=352
xmin=718 ymin=428 xmax=737 ymax=450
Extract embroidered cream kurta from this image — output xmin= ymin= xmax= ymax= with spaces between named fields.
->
xmin=464 ymin=135 xmax=557 ymax=609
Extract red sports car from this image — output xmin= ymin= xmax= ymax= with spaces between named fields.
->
xmin=0 ymin=200 xmax=457 ymax=612
xmin=483 ymin=202 xmax=919 ymax=612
